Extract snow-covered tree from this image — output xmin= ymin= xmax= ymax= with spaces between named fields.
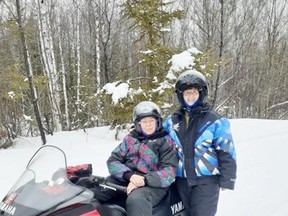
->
xmin=100 ymin=47 xmax=218 ymax=128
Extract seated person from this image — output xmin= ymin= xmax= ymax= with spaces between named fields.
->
xmin=91 ymin=101 xmax=177 ymax=216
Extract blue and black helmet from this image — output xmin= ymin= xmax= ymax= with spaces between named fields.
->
xmin=175 ymin=70 xmax=208 ymax=106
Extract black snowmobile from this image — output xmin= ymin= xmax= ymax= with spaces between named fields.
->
xmin=0 ymin=145 xmax=185 ymax=216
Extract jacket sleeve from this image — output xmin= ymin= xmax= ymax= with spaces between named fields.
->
xmin=144 ymin=136 xmax=178 ymax=188
xmin=213 ymin=118 xmax=237 ymax=190
xmin=106 ymin=136 xmax=132 ymax=182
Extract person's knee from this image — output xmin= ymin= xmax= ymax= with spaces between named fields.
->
xmin=126 ymin=190 xmax=151 ymax=207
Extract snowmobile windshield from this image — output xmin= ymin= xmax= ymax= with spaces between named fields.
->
xmin=0 ymin=145 xmax=92 ymax=216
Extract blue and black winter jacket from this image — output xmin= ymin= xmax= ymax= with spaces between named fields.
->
xmin=163 ymin=104 xmax=237 ymax=189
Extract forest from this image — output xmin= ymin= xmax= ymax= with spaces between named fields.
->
xmin=0 ymin=0 xmax=288 ymax=146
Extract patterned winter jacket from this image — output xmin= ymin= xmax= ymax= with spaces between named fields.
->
xmin=107 ymin=129 xmax=177 ymax=188
xmin=163 ymin=104 xmax=237 ymax=189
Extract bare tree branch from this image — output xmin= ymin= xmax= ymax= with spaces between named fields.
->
xmin=267 ymin=101 xmax=288 ymax=111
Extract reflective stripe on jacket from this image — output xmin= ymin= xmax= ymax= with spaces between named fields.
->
xmin=163 ymin=107 xmax=237 ymax=189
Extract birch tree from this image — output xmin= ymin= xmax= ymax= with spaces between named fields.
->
xmin=74 ymin=0 xmax=81 ymax=113
xmin=85 ymin=0 xmax=102 ymax=92
xmin=36 ymin=0 xmax=62 ymax=131
xmin=57 ymin=12 xmax=70 ymax=130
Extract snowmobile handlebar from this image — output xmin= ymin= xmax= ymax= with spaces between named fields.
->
xmin=102 ymin=181 xmax=127 ymax=193
xmin=90 ymin=175 xmax=127 ymax=193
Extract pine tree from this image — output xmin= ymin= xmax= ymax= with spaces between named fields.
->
xmin=122 ymin=0 xmax=184 ymax=89
xmin=99 ymin=0 xmax=184 ymax=130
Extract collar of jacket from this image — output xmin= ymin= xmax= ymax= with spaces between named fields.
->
xmin=130 ymin=128 xmax=168 ymax=141
xmin=175 ymin=103 xmax=210 ymax=116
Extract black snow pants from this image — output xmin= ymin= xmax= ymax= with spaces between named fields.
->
xmin=87 ymin=176 xmax=168 ymax=216
xmin=176 ymin=178 xmax=220 ymax=216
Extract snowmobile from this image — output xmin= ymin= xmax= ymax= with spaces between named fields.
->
xmin=0 ymin=145 xmax=186 ymax=216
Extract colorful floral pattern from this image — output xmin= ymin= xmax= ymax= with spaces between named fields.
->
xmin=107 ymin=134 xmax=177 ymax=188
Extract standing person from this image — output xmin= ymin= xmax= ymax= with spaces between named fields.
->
xmin=163 ymin=70 xmax=237 ymax=216
xmin=92 ymin=101 xmax=177 ymax=216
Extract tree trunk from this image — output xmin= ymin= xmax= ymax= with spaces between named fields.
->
xmin=37 ymin=0 xmax=62 ymax=131
xmin=211 ymin=0 xmax=224 ymax=110
xmin=16 ymin=0 xmax=46 ymax=144
xmin=58 ymin=14 xmax=71 ymax=130
xmin=75 ymin=0 xmax=81 ymax=112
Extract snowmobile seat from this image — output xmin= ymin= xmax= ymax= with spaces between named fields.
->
xmin=98 ymin=204 xmax=126 ymax=216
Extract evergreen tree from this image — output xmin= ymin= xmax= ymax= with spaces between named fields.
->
xmin=99 ymin=0 xmax=184 ymax=128
xmin=122 ymin=0 xmax=184 ymax=89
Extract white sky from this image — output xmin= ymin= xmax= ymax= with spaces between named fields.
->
xmin=1 ymin=119 xmax=288 ymax=216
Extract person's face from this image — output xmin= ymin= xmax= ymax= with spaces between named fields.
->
xmin=139 ymin=116 xmax=157 ymax=135
xmin=183 ymin=88 xmax=199 ymax=106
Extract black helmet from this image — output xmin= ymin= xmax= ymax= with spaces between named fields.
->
xmin=175 ymin=70 xmax=208 ymax=106
xmin=133 ymin=101 xmax=162 ymax=133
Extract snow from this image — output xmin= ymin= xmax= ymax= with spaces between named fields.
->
xmin=102 ymin=47 xmax=203 ymax=105
xmin=8 ymin=91 xmax=15 ymax=99
xmin=167 ymin=48 xmax=202 ymax=80
xmin=102 ymin=82 xmax=129 ymax=104
xmin=1 ymin=119 xmax=288 ymax=216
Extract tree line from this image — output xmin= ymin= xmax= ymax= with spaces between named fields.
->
xmin=0 ymin=0 xmax=287 ymax=147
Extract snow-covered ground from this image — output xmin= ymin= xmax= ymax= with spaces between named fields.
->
xmin=1 ymin=118 xmax=288 ymax=216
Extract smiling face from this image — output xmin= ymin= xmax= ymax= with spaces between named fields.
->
xmin=139 ymin=116 xmax=157 ymax=135
xmin=183 ymin=88 xmax=200 ymax=106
